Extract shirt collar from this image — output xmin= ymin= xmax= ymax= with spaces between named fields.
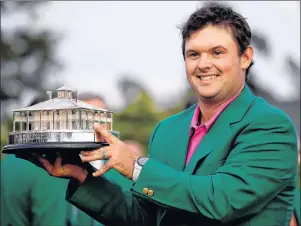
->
xmin=190 ymin=87 xmax=243 ymax=134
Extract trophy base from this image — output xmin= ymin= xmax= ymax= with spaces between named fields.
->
xmin=2 ymin=142 xmax=109 ymax=155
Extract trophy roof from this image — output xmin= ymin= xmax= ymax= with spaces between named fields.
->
xmin=13 ymin=98 xmax=111 ymax=112
xmin=56 ymin=85 xmax=73 ymax=91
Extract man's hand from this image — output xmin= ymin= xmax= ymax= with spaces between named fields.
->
xmin=80 ymin=123 xmax=142 ymax=179
xmin=38 ymin=154 xmax=89 ymax=184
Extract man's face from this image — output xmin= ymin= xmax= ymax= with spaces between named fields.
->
xmin=184 ymin=25 xmax=252 ymax=104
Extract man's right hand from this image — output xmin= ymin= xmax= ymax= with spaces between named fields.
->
xmin=38 ymin=155 xmax=89 ymax=184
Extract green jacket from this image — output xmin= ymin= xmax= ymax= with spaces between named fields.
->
xmin=66 ymin=85 xmax=298 ymax=226
xmin=1 ymin=155 xmax=132 ymax=226
xmin=1 ymin=155 xmax=68 ymax=226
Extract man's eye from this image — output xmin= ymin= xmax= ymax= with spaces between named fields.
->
xmin=188 ymin=52 xmax=198 ymax=57
xmin=213 ymin=51 xmax=223 ymax=56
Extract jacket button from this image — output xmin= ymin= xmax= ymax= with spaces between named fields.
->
xmin=147 ymin=190 xmax=154 ymax=196
xmin=142 ymin=188 xmax=149 ymax=194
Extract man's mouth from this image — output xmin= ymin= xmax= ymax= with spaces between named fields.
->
xmin=197 ymin=75 xmax=218 ymax=81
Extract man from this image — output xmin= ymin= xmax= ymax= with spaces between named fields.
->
xmin=37 ymin=3 xmax=298 ymax=226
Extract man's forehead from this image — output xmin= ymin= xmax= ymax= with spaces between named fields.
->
xmin=185 ymin=25 xmax=236 ymax=50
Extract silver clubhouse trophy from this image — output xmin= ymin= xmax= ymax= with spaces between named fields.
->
xmin=2 ymin=85 xmax=119 ymax=167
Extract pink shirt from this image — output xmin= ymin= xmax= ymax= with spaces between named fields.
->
xmin=185 ymin=90 xmax=242 ymax=166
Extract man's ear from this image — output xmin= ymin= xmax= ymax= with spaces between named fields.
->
xmin=241 ymin=45 xmax=254 ymax=70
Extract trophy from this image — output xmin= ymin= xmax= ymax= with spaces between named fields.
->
xmin=2 ymin=85 xmax=119 ymax=168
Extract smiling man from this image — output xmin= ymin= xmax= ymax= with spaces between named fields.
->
xmin=37 ymin=2 xmax=298 ymax=226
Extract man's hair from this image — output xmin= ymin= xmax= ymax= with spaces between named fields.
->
xmin=179 ymin=2 xmax=254 ymax=80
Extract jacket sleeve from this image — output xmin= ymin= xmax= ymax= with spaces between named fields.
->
xmin=65 ymin=122 xmax=162 ymax=226
xmin=131 ymin=112 xmax=298 ymax=223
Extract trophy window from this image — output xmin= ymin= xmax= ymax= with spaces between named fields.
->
xmin=72 ymin=121 xmax=77 ymax=130
xmin=15 ymin=122 xmax=21 ymax=131
xmin=29 ymin=122 xmax=34 ymax=130
xmin=47 ymin=122 xmax=50 ymax=130
xmin=21 ymin=122 xmax=26 ymax=131
xmin=56 ymin=121 xmax=60 ymax=130
xmin=86 ymin=120 xmax=92 ymax=129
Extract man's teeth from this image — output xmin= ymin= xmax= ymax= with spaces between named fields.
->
xmin=199 ymin=75 xmax=217 ymax=80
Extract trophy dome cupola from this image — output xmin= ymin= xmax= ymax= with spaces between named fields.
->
xmin=56 ymin=85 xmax=76 ymax=99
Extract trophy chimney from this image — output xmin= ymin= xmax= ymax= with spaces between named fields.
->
xmin=46 ymin=91 xmax=52 ymax=100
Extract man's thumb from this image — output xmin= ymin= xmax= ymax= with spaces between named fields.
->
xmin=93 ymin=122 xmax=115 ymax=143
xmin=93 ymin=122 xmax=104 ymax=132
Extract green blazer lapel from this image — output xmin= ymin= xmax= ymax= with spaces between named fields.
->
xmin=183 ymin=114 xmax=232 ymax=174
xmin=164 ymin=106 xmax=195 ymax=171
xmin=184 ymin=85 xmax=256 ymax=174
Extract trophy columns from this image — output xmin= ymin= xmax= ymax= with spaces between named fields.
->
xmin=110 ymin=112 xmax=113 ymax=130
xmin=66 ymin=110 xmax=69 ymax=129
xmin=13 ymin=112 xmax=15 ymax=132
xmin=105 ymin=112 xmax=107 ymax=129
xmin=40 ymin=110 xmax=42 ymax=130
xmin=26 ymin=111 xmax=29 ymax=130
xmin=79 ymin=110 xmax=82 ymax=129
xmin=92 ymin=111 xmax=95 ymax=125
xmin=53 ymin=110 xmax=55 ymax=129
xmin=20 ymin=115 xmax=23 ymax=131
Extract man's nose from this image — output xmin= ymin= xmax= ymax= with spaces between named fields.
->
xmin=197 ymin=54 xmax=212 ymax=71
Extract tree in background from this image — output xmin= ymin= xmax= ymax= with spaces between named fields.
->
xmin=1 ymin=1 xmax=63 ymax=154
xmin=1 ymin=1 xmax=62 ymax=121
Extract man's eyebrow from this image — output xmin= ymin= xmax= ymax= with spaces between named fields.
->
xmin=211 ymin=45 xmax=227 ymax=50
xmin=185 ymin=49 xmax=198 ymax=55
xmin=185 ymin=49 xmax=196 ymax=53
xmin=185 ymin=45 xmax=227 ymax=54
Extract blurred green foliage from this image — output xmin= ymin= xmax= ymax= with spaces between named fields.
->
xmin=114 ymin=90 xmax=185 ymax=153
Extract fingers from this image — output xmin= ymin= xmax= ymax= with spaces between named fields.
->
xmin=37 ymin=154 xmax=53 ymax=173
xmin=93 ymin=122 xmax=120 ymax=144
xmin=92 ymin=159 xmax=113 ymax=177
xmin=81 ymin=147 xmax=112 ymax=162
xmin=95 ymin=130 xmax=103 ymax=142
xmin=94 ymin=123 xmax=103 ymax=142
xmin=54 ymin=156 xmax=63 ymax=168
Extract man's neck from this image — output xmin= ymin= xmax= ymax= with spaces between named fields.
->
xmin=197 ymin=85 xmax=244 ymax=124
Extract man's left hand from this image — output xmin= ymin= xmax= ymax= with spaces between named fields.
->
xmin=80 ymin=123 xmax=142 ymax=179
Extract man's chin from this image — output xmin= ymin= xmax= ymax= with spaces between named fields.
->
xmin=198 ymin=92 xmax=218 ymax=100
